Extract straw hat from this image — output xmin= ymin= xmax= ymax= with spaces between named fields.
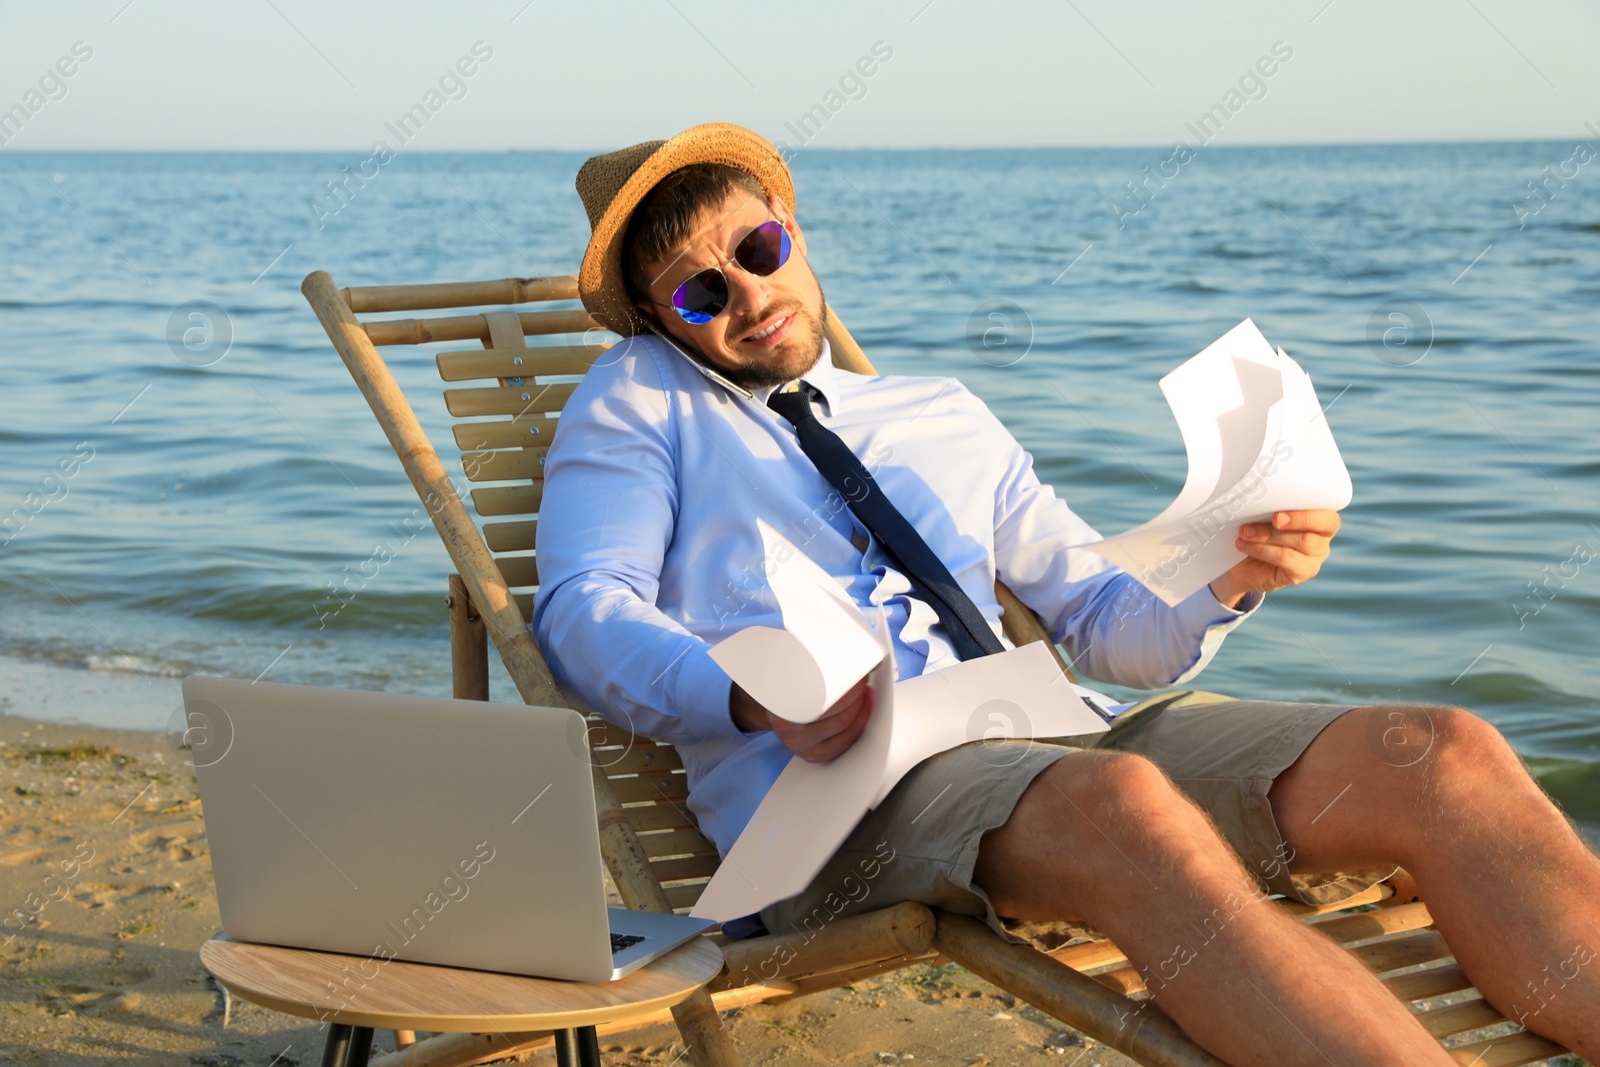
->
xmin=576 ymin=122 xmax=795 ymax=337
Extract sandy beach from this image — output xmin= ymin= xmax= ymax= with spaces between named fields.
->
xmin=0 ymin=711 xmax=1155 ymax=1067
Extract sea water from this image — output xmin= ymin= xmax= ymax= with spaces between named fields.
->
xmin=1 ymin=143 xmax=1595 ymax=835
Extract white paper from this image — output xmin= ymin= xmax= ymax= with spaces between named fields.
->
xmin=1074 ymin=319 xmax=1352 ymax=606
xmin=708 ymin=523 xmax=885 ymax=725
xmin=692 ymin=611 xmax=898 ymax=923
xmin=691 ymin=522 xmax=1110 ymax=923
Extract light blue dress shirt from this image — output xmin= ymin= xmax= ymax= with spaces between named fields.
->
xmin=531 ymin=332 xmax=1262 ymax=856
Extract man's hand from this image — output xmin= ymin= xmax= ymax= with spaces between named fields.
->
xmin=1208 ymin=509 xmax=1341 ymax=609
xmin=729 ymin=675 xmax=876 ymax=763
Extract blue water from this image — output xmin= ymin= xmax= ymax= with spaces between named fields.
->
xmin=1 ymin=143 xmax=1596 ymax=833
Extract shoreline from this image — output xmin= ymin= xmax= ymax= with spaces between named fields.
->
xmin=5 ymin=648 xmax=1594 ymax=850
xmin=0 ymin=652 xmax=186 ymax=734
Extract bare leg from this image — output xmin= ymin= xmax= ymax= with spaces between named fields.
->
xmin=1269 ymin=704 xmax=1600 ymax=1060
xmin=974 ymin=748 xmax=1458 ymax=1065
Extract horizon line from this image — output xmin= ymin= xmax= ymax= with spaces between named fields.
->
xmin=0 ymin=134 xmax=1587 ymax=156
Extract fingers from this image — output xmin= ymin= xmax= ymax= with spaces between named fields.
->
xmin=1238 ymin=528 xmax=1329 ymax=555
xmin=1233 ymin=538 xmax=1323 ymax=584
xmin=1236 ymin=510 xmax=1337 ymax=587
xmin=793 ymin=684 xmax=875 ymax=762
xmin=1240 ymin=510 xmax=1341 ymax=536
xmin=1229 ymin=507 xmax=1342 ymax=593
xmin=803 ymin=703 xmax=872 ymax=761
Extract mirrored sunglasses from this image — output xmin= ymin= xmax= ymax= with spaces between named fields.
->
xmin=669 ymin=220 xmax=792 ymax=325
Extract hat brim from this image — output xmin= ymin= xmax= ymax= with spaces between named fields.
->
xmin=578 ymin=123 xmax=796 ymax=337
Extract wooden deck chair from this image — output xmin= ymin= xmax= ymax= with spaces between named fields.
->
xmin=300 ymin=270 xmax=1575 ymax=1067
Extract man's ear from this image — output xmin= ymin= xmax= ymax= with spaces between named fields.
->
xmin=770 ymin=193 xmax=806 ymax=258
xmin=633 ymin=301 xmax=665 ymax=335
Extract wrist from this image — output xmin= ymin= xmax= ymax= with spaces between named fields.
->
xmin=1208 ymin=575 xmax=1250 ymax=611
xmin=728 ymin=684 xmax=770 ymax=733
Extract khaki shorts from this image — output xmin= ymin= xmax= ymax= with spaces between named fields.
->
xmin=757 ymin=690 xmax=1399 ymax=949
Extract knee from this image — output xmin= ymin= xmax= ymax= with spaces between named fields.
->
xmin=1045 ymin=751 xmax=1241 ymax=894
xmin=1422 ymin=705 xmax=1522 ymax=780
xmin=1367 ymin=703 xmax=1521 ymax=791
xmin=1053 ymin=749 xmax=1175 ymax=815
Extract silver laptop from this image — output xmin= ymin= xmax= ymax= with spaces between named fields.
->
xmin=182 ymin=676 xmax=716 ymax=983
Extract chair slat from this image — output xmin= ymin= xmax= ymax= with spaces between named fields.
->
xmin=446 ymin=383 xmax=581 ymax=418
xmin=1048 ymin=939 xmax=1130 ymax=973
xmin=664 ymin=883 xmax=705 ymax=911
xmin=580 ymin=718 xmax=641 ymax=750
xmin=602 ymin=745 xmax=685 ymax=776
xmin=1385 ymin=962 xmax=1474 ymax=1002
xmin=463 ymin=448 xmax=551 ymax=482
xmin=576 ymin=716 xmax=643 ymax=751
xmin=471 ymin=483 xmax=543 ymax=516
xmin=365 ymin=308 xmax=598 ymax=347
xmin=454 ymin=418 xmax=561 ymax=451
xmin=620 ymin=804 xmax=698 ymax=833
xmin=610 ymin=774 xmax=690 ymax=805
xmin=637 ymin=827 xmax=719 ymax=859
xmin=1306 ymin=901 xmax=1433 ymax=944
xmin=1350 ymin=929 xmax=1451 ymax=973
xmin=343 ymin=276 xmax=579 ymax=313
xmin=438 ymin=345 xmax=608 ymax=382
xmin=1446 ymin=1030 xmax=1568 ymax=1067
xmin=1047 ymin=896 xmax=1424 ymax=981
xmin=651 ymin=855 xmax=720 ymax=883
xmin=495 ymin=555 xmax=539 ymax=589
xmin=1079 ymin=964 xmax=1143 ymax=996
xmin=484 ymin=520 xmax=536 ymax=553
xmin=1414 ymin=995 xmax=1505 ymax=1038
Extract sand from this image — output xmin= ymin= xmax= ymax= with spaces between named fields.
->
xmin=0 ymin=711 xmax=1583 ymax=1067
xmin=0 ymin=712 xmax=1145 ymax=1066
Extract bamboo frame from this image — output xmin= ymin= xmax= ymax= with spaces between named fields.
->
xmin=301 ymin=271 xmax=740 ymax=1067
xmin=305 ymin=271 xmax=1572 ymax=1067
xmin=446 ymin=574 xmax=488 ymax=701
xmin=714 ymin=901 xmax=935 ymax=986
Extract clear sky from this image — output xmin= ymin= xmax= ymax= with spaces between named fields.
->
xmin=1 ymin=0 xmax=1595 ymax=151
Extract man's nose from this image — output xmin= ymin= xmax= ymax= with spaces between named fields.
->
xmin=723 ymin=266 xmax=774 ymax=324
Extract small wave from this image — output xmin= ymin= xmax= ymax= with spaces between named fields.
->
xmin=84 ymin=653 xmax=186 ymax=678
xmin=1205 ymin=244 xmax=1270 ymax=261
xmin=1526 ymin=757 xmax=1600 ymax=828
xmin=1159 ymin=279 xmax=1227 ymax=294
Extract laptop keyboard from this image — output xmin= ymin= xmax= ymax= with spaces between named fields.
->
xmin=610 ymin=933 xmax=646 ymax=956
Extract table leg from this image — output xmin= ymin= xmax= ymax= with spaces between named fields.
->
xmin=577 ymin=1025 xmax=601 ymax=1065
xmin=321 ymin=1024 xmax=352 ymax=1067
xmin=554 ymin=1026 xmax=602 ymax=1066
xmin=321 ymin=1024 xmax=375 ymax=1066
xmin=347 ymin=1026 xmax=375 ymax=1063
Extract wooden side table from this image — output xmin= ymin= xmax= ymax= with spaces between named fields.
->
xmin=200 ymin=932 xmax=725 ymax=1067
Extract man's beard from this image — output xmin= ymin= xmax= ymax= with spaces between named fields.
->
xmin=717 ymin=305 xmax=827 ymax=390
xmin=661 ymin=273 xmax=829 ymax=391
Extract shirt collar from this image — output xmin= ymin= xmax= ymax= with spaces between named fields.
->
xmin=755 ymin=339 xmax=844 ymax=416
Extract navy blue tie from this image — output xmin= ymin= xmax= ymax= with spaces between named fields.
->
xmin=767 ymin=383 xmax=1005 ymax=662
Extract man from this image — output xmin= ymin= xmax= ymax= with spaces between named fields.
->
xmin=532 ymin=123 xmax=1599 ymax=1064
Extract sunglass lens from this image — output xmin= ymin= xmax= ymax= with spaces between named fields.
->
xmin=736 ymin=221 xmax=791 ymax=277
xmin=673 ymin=268 xmax=728 ymax=324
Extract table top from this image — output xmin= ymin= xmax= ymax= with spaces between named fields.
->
xmin=200 ymin=932 xmax=725 ymax=1032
